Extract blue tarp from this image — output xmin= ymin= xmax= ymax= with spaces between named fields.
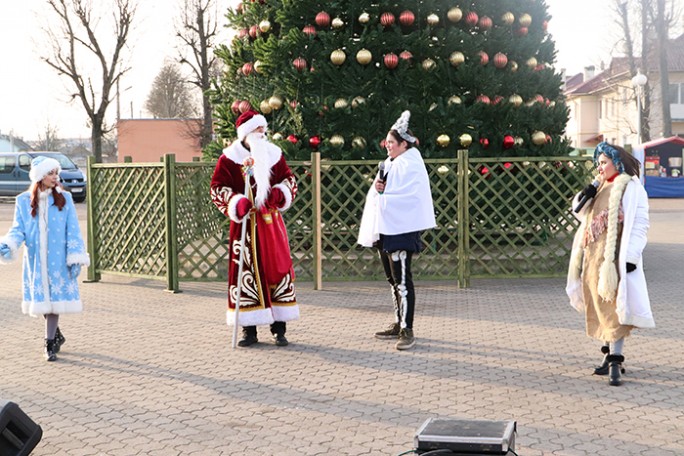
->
xmin=644 ymin=176 xmax=684 ymax=198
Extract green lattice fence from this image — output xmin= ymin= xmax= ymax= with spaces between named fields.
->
xmin=86 ymin=153 xmax=593 ymax=291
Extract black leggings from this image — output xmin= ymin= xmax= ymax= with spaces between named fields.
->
xmin=378 ymin=249 xmax=415 ymax=329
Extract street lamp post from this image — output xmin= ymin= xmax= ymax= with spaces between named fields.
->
xmin=631 ymin=70 xmax=648 ymax=145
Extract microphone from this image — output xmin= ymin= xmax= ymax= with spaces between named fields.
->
xmin=377 ymin=161 xmax=387 ymax=194
xmin=574 ymin=179 xmax=600 ymax=213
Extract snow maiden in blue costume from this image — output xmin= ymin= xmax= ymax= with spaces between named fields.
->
xmin=0 ymin=156 xmax=90 ymax=361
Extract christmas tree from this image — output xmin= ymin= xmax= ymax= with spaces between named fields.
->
xmin=211 ymin=0 xmax=571 ymax=160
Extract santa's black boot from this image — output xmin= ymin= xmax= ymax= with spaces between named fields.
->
xmin=607 ymin=355 xmax=625 ymax=386
xmin=237 ymin=326 xmax=258 ymax=347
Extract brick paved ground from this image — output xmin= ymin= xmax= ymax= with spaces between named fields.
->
xmin=0 ymin=199 xmax=682 ymax=456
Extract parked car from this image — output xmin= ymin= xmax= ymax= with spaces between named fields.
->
xmin=0 ymin=151 xmax=87 ymax=202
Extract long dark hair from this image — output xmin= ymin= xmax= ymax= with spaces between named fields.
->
xmin=612 ymin=144 xmax=641 ymax=178
xmin=30 ymin=183 xmax=66 ymax=217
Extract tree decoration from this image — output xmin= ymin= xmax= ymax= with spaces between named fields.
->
xmin=352 ymin=136 xmax=367 ymax=149
xmin=459 ymin=133 xmax=473 ymax=147
xmin=358 ymin=12 xmax=370 ymax=24
xmin=516 ymin=27 xmax=528 ymax=37
xmin=492 ymin=95 xmax=504 ymax=105
xmin=330 ymin=135 xmax=344 ymax=147
xmin=242 ymin=62 xmax=254 ymax=76
xmin=315 ymin=11 xmax=331 ymax=27
xmin=509 ymin=94 xmax=523 ymax=107
xmin=427 ymin=14 xmax=439 ymax=26
xmin=476 ymin=94 xmax=490 ymax=104
xmin=268 ymin=95 xmax=283 ymax=110
xmin=309 ymin=135 xmax=321 ymax=149
xmin=436 ymin=134 xmax=450 ymax=147
xmin=479 ymin=138 xmax=490 ymax=148
xmin=493 ymin=52 xmax=508 ymax=69
xmin=289 ymin=100 xmax=299 ymax=110
xmin=334 ymin=98 xmax=348 ymax=109
xmin=448 ymin=95 xmax=462 ymax=105
xmin=479 ymin=51 xmax=489 ymax=65
xmin=330 ymin=49 xmax=346 ymax=65
xmin=515 ymin=137 xmax=524 ymax=146
xmin=235 ymin=2 xmax=243 ymax=14
xmin=526 ymin=57 xmax=538 ymax=68
xmin=519 ymin=13 xmax=532 ymax=27
xmin=332 ymin=17 xmax=344 ymax=29
xmin=478 ymin=16 xmax=493 ymax=30
xmin=399 ymin=50 xmax=413 ymax=61
xmin=542 ymin=20 xmax=549 ymax=32
xmin=503 ymin=135 xmax=515 ymax=149
xmin=272 ymin=132 xmax=283 ymax=141
xmin=259 ymin=100 xmax=272 ymax=114
xmin=447 ymin=7 xmax=463 ymax=23
xmin=384 ymin=53 xmax=399 ymax=69
xmin=351 ymin=96 xmax=366 ymax=108
xmin=356 ymin=49 xmax=372 ymax=65
xmin=464 ymin=12 xmax=479 ymax=27
xmin=501 ymin=12 xmax=514 ymax=25
xmin=249 ymin=25 xmax=259 ymax=39
xmin=380 ymin=12 xmax=395 ymax=26
xmin=254 ymin=60 xmax=264 ymax=74
xmin=302 ymin=25 xmax=316 ymax=36
xmin=237 ymin=28 xmax=248 ymax=39
xmin=293 ymin=57 xmax=307 ymax=71
xmin=531 ymin=131 xmax=547 ymax=145
xmin=259 ymin=20 xmax=271 ymax=33
xmin=422 ymin=58 xmax=436 ymax=71
xmin=399 ymin=10 xmax=415 ymax=26
xmin=510 ymin=61 xmax=519 ymax=72
xmin=231 ymin=100 xmax=241 ymax=114
xmin=287 ymin=134 xmax=299 ymax=144
xmin=238 ymin=100 xmax=252 ymax=113
xmin=449 ymin=51 xmax=465 ymax=67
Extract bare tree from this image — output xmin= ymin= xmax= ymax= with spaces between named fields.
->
xmin=42 ymin=0 xmax=136 ymax=163
xmin=35 ymin=123 xmax=63 ymax=151
xmin=654 ymin=0 xmax=673 ymax=136
xmin=146 ymin=63 xmax=197 ymax=118
xmin=176 ymin=0 xmax=219 ymax=149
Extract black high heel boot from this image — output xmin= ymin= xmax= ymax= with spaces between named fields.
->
xmin=54 ymin=327 xmax=66 ymax=354
xmin=593 ymin=345 xmax=610 ymax=375
xmin=44 ymin=339 xmax=57 ymax=362
xmin=608 ymin=355 xmax=625 ymax=386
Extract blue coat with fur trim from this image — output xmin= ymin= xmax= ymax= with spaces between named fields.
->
xmin=0 ymin=188 xmax=89 ymax=316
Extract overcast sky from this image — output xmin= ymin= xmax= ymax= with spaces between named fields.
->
xmin=0 ymin=0 xmax=619 ymax=141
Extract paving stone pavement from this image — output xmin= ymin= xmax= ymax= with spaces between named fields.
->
xmin=0 ymin=199 xmax=682 ymax=456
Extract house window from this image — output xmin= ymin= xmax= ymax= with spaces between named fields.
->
xmin=669 ymin=83 xmax=681 ymax=104
xmin=599 ymin=99 xmax=603 ymax=119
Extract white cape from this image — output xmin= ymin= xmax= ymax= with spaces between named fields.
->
xmin=358 ymin=147 xmax=436 ymax=247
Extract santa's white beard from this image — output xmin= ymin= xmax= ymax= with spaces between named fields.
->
xmin=245 ymin=132 xmax=272 ymax=209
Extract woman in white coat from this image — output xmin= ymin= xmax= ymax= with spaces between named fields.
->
xmin=566 ymin=142 xmax=654 ymax=386
xmin=0 ymin=156 xmax=90 ymax=361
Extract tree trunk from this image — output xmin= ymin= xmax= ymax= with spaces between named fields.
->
xmin=640 ymin=0 xmax=651 ymax=142
xmin=657 ymin=0 xmax=672 ymax=137
xmin=92 ymin=125 xmax=103 ymax=163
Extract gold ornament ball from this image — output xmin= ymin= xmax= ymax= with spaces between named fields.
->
xmin=254 ymin=60 xmax=264 ymax=74
xmin=531 ymin=131 xmax=547 ymax=145
xmin=259 ymin=100 xmax=272 ymax=114
xmin=351 ymin=96 xmax=366 ymax=108
xmin=359 ymin=12 xmax=370 ymax=24
xmin=356 ymin=49 xmax=372 ymax=65
xmin=259 ymin=20 xmax=271 ymax=33
xmin=437 ymin=134 xmax=451 ymax=147
xmin=272 ymin=132 xmax=283 ymax=141
xmin=330 ymin=49 xmax=346 ymax=65
xmin=352 ymin=136 xmax=367 ymax=149
xmin=459 ymin=133 xmax=473 ymax=147
xmin=268 ymin=95 xmax=283 ymax=110
xmin=509 ymin=94 xmax=523 ymax=107
xmin=422 ymin=58 xmax=436 ymax=71
xmin=447 ymin=7 xmax=463 ymax=23
xmin=526 ymin=57 xmax=538 ymax=68
xmin=515 ymin=137 xmax=524 ymax=146
xmin=510 ymin=61 xmax=519 ymax=72
xmin=449 ymin=51 xmax=465 ymax=67
xmin=448 ymin=95 xmax=462 ymax=105
xmin=501 ymin=12 xmax=514 ymax=25
xmin=330 ymin=135 xmax=345 ymax=147
xmin=332 ymin=17 xmax=344 ymax=29
xmin=427 ymin=13 xmax=439 ymax=26
xmin=334 ymin=98 xmax=348 ymax=109
xmin=519 ymin=13 xmax=532 ymax=27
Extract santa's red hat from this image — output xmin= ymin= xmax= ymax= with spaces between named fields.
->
xmin=236 ymin=110 xmax=268 ymax=141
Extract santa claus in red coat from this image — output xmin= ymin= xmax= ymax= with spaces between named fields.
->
xmin=210 ymin=110 xmax=299 ymax=347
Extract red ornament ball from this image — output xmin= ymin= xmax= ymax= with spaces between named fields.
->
xmin=476 ymin=95 xmax=491 ymax=104
xmin=231 ymin=100 xmax=241 ymax=115
xmin=478 ymin=16 xmax=493 ymax=30
xmin=399 ymin=10 xmax=415 ymax=26
xmin=238 ymin=100 xmax=252 ymax=113
xmin=293 ymin=57 xmax=307 ymax=72
xmin=465 ymin=11 xmax=479 ymax=27
xmin=237 ymin=28 xmax=248 ymax=39
xmin=479 ymin=138 xmax=490 ymax=149
xmin=303 ymin=25 xmax=316 ymax=36
xmin=516 ymin=27 xmax=528 ymax=36
xmin=249 ymin=25 xmax=259 ymax=39
xmin=479 ymin=51 xmax=489 ymax=66
xmin=399 ymin=50 xmax=413 ymax=61
xmin=493 ymin=52 xmax=508 ymax=69
xmin=384 ymin=53 xmax=399 ymax=69
xmin=287 ymin=134 xmax=299 ymax=144
xmin=241 ymin=62 xmax=253 ymax=76
xmin=315 ymin=11 xmax=331 ymax=27
xmin=380 ymin=12 xmax=395 ymax=26
xmin=309 ymin=136 xmax=321 ymax=149
xmin=503 ymin=135 xmax=515 ymax=149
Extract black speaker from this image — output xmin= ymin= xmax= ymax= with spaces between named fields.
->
xmin=0 ymin=400 xmax=43 ymax=456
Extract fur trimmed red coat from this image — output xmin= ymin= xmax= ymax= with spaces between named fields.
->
xmin=210 ymin=140 xmax=299 ymax=327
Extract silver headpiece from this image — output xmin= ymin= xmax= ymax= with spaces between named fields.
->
xmin=390 ymin=110 xmax=417 ymax=143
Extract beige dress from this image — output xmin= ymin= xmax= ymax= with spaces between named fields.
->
xmin=581 ymin=181 xmax=634 ymax=342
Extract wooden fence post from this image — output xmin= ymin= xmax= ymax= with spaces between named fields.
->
xmin=457 ymin=149 xmax=470 ymax=288
xmin=312 ymin=152 xmax=323 ymax=290
xmin=85 ymin=155 xmax=100 ymax=282
xmin=164 ymin=154 xmax=180 ymax=292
